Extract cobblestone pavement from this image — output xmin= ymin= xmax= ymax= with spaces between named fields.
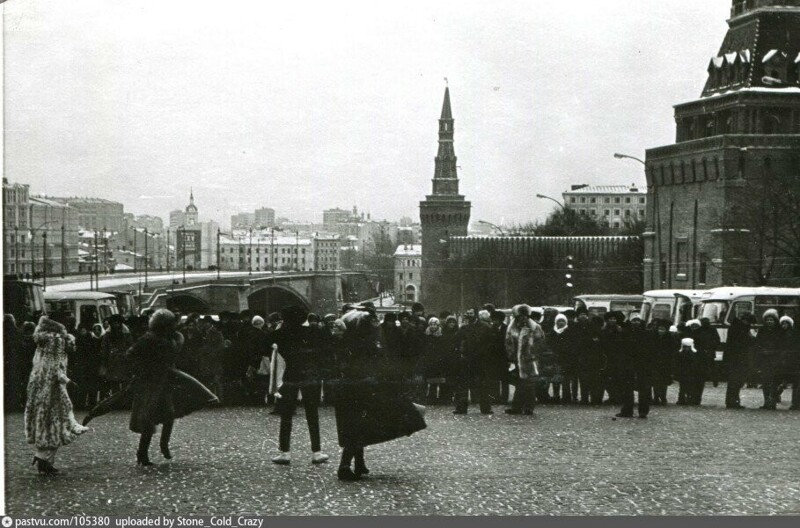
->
xmin=5 ymin=385 xmax=800 ymax=516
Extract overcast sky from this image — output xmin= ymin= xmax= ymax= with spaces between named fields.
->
xmin=3 ymin=0 xmax=730 ymax=227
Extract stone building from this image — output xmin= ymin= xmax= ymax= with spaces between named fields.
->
xmin=644 ymin=0 xmax=800 ymax=290
xmin=420 ymin=87 xmax=471 ymax=307
xmin=394 ymin=244 xmax=422 ymax=304
xmin=562 ymin=184 xmax=646 ymax=229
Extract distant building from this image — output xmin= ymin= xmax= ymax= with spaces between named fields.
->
xmin=562 ymin=184 xmax=646 ymax=229
xmin=218 ymin=233 xmax=318 ymax=272
xmin=313 ymin=234 xmax=341 ymax=271
xmin=184 ymin=189 xmax=199 ymax=227
xmin=394 ymin=244 xmax=422 ymax=304
xmin=323 ymin=207 xmax=354 ymax=227
xmin=132 ymin=214 xmax=164 ymax=234
xmin=49 ymin=196 xmax=125 ymax=233
xmin=231 ymin=212 xmax=255 ymax=229
xmin=254 ymin=207 xmax=276 ymax=227
xmin=169 ymin=210 xmax=185 ymax=230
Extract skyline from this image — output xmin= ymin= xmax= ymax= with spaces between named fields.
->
xmin=4 ymin=0 xmax=730 ymax=226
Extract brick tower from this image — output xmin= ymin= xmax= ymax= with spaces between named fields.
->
xmin=644 ymin=0 xmax=800 ymax=289
xmin=420 ymin=87 xmax=471 ymax=307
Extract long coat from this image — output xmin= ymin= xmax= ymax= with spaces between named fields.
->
xmin=334 ymin=311 xmax=425 ymax=448
xmin=505 ymin=319 xmax=545 ymax=380
xmin=24 ymin=317 xmax=88 ymax=449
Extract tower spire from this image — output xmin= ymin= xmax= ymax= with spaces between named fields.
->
xmin=431 ymin=85 xmax=459 ymax=196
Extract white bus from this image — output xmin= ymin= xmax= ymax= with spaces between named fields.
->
xmin=573 ymin=295 xmax=644 ymax=321
xmin=696 ymin=287 xmax=800 ymax=356
xmin=640 ymin=290 xmax=707 ymax=327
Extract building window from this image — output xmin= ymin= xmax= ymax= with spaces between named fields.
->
xmin=676 ymin=241 xmax=688 ymax=275
xmin=409 ymin=272 xmax=413 ymax=280
xmin=590 ymin=210 xmax=597 ymax=216
xmin=614 ymin=197 xmax=621 ymax=204
xmin=604 ymin=210 xmax=610 ymax=216
xmin=613 ymin=221 xmax=620 ymax=229
xmin=570 ymin=197 xmax=576 ymax=204
xmin=698 ymin=260 xmax=708 ymax=285
xmin=590 ymin=198 xmax=596 ymax=204
xmin=625 ymin=197 xmax=631 ymax=204
xmin=625 ymin=209 xmax=631 ymax=217
xmin=580 ymin=197 xmax=586 ymax=204
xmin=614 ymin=209 xmax=620 ymax=216
xmin=579 ymin=209 xmax=586 ymax=215
xmin=604 ymin=198 xmax=610 ymax=204
xmin=639 ymin=209 xmax=645 ymax=217
xmin=639 ymin=197 xmax=645 ymax=204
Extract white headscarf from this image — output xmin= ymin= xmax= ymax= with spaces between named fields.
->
xmin=553 ymin=313 xmax=568 ymax=334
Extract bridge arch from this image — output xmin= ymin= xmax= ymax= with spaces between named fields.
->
xmin=247 ymin=284 xmax=311 ymax=317
xmin=166 ymin=293 xmax=211 ymax=315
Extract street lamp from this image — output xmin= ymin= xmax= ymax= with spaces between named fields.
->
xmin=535 ymin=194 xmax=566 ymax=210
xmin=478 ymin=220 xmax=506 ymax=236
xmin=144 ymin=227 xmax=149 ymax=289
xmin=613 ymin=152 xmax=646 ymax=166
xmin=30 ymin=220 xmax=58 ymax=288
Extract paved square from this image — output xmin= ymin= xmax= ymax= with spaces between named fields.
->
xmin=4 ymin=385 xmax=799 ymax=515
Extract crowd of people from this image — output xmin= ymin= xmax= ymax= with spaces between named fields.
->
xmin=9 ymin=299 xmax=799 ymax=478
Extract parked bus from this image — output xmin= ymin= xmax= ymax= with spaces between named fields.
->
xmin=44 ymin=291 xmax=119 ymax=329
xmin=573 ymin=294 xmax=644 ymax=321
xmin=108 ymin=290 xmax=139 ymax=318
xmin=696 ymin=287 xmax=800 ymax=343
xmin=3 ymin=278 xmax=46 ymax=324
xmin=640 ymin=289 xmax=707 ymax=327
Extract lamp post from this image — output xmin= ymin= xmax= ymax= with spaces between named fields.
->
xmin=249 ymin=227 xmax=254 ymax=275
xmin=30 ymin=220 xmax=58 ymax=285
xmin=613 ymin=152 xmax=646 ymax=166
xmin=60 ymin=223 xmax=66 ymax=278
xmin=42 ymin=232 xmax=48 ymax=290
xmin=478 ymin=219 xmax=506 ymax=236
xmin=535 ymin=194 xmax=566 ymax=210
xmin=144 ymin=227 xmax=149 ymax=288
xmin=166 ymin=229 xmax=171 ymax=273
xmin=132 ymin=227 xmax=138 ymax=272
xmin=217 ymin=228 xmax=221 ymax=280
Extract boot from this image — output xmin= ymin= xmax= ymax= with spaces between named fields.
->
xmin=354 ymin=449 xmax=369 ymax=476
xmin=137 ymin=433 xmax=154 ymax=466
xmin=160 ymin=421 xmax=173 ymax=460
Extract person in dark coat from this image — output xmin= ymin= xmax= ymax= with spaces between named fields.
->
xmin=600 ymin=311 xmax=627 ymax=406
xmin=100 ymin=314 xmax=134 ymax=397
xmin=334 ymin=310 xmax=426 ymax=481
xmin=270 ymin=306 xmax=328 ymax=466
xmin=616 ymin=314 xmax=651 ymax=418
xmin=693 ymin=318 xmax=721 ymax=404
xmin=676 ymin=337 xmax=703 ymax=405
xmin=453 ymin=309 xmax=496 ymax=415
xmin=490 ymin=311 xmax=510 ymax=405
xmin=754 ymin=309 xmax=783 ymax=410
xmin=555 ymin=314 xmax=579 ymax=404
xmin=577 ymin=314 xmax=606 ymax=405
xmin=780 ymin=316 xmax=799 ymax=410
xmin=127 ymin=309 xmax=184 ymax=466
xmin=650 ymin=320 xmax=676 ymax=405
xmin=724 ymin=313 xmax=754 ymax=409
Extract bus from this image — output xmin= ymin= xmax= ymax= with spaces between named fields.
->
xmin=573 ymin=294 xmax=644 ymax=321
xmin=3 ymin=279 xmax=46 ymax=324
xmin=108 ymin=290 xmax=139 ymax=318
xmin=696 ymin=286 xmax=800 ymax=338
xmin=44 ymin=291 xmax=119 ymax=329
xmin=640 ymin=290 xmax=707 ymax=327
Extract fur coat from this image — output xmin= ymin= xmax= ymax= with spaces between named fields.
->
xmin=506 ymin=316 xmax=545 ymax=380
xmin=24 ymin=317 xmax=88 ymax=449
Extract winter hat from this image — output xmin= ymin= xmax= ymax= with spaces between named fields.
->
xmin=686 ymin=319 xmax=701 ymax=329
xmin=149 ymin=309 xmax=177 ymax=335
xmin=554 ymin=314 xmax=568 ymax=334
xmin=779 ymin=315 xmax=794 ymax=328
xmin=490 ymin=311 xmax=506 ymax=323
xmin=252 ymin=315 xmax=265 ymax=328
xmin=669 ymin=325 xmax=679 ymax=334
xmin=680 ymin=337 xmax=697 ymax=352
xmin=554 ymin=313 xmax=568 ymax=326
xmin=512 ymin=304 xmax=531 ymax=318
xmin=323 ymin=313 xmax=337 ymax=323
xmin=445 ymin=315 xmax=459 ymax=326
xmin=478 ymin=310 xmax=491 ymax=323
xmin=762 ymin=309 xmax=780 ymax=324
xmin=629 ymin=313 xmax=644 ymax=323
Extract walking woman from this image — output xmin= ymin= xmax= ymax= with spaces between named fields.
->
xmin=128 ymin=309 xmax=218 ymax=466
xmin=505 ymin=305 xmax=545 ymax=415
xmin=25 ymin=316 xmax=89 ymax=475
xmin=335 ymin=309 xmax=426 ymax=481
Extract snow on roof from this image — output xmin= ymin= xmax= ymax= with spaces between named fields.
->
xmin=394 ymin=244 xmax=421 ymax=257
xmin=563 ymin=185 xmax=643 ymax=194
xmin=115 ymin=263 xmax=134 ymax=271
xmin=725 ymin=51 xmax=739 ymax=64
xmin=762 ymin=49 xmax=786 ymax=63
xmin=219 ymin=235 xmax=312 ymax=246
xmin=740 ymin=49 xmax=751 ymax=63
xmin=711 ymin=56 xmax=725 ymax=68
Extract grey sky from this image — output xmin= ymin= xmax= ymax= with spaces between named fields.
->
xmin=4 ymin=0 xmax=730 ymax=227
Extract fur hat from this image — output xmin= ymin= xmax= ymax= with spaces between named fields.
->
xmin=629 ymin=313 xmax=643 ymax=323
xmin=445 ymin=315 xmax=459 ymax=326
xmin=512 ymin=304 xmax=531 ymax=318
xmin=680 ymin=337 xmax=697 ymax=351
xmin=149 ymin=309 xmax=177 ymax=335
xmin=35 ymin=316 xmax=67 ymax=336
xmin=252 ymin=315 xmax=265 ymax=328
xmin=478 ymin=310 xmax=491 ymax=323
xmin=686 ymin=319 xmax=701 ymax=328
xmin=779 ymin=315 xmax=794 ymax=328
xmin=762 ymin=309 xmax=780 ymax=324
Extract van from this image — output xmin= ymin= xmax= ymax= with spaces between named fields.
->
xmin=640 ymin=289 xmax=707 ymax=327
xmin=44 ymin=291 xmax=119 ymax=329
xmin=573 ymin=295 xmax=644 ymax=321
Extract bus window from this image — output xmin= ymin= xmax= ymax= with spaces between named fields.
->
xmin=651 ymin=303 xmax=672 ymax=322
xmin=640 ymin=303 xmax=652 ymax=323
xmin=754 ymin=295 xmax=800 ymax=322
xmin=587 ymin=307 xmax=607 ymax=318
xmin=729 ymin=301 xmax=754 ymax=322
xmin=99 ymin=305 xmax=113 ymax=324
xmin=699 ymin=301 xmax=727 ymax=324
xmin=79 ymin=305 xmax=99 ymax=327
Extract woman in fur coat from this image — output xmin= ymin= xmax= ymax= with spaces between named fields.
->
xmin=505 ymin=305 xmax=545 ymax=415
xmin=24 ymin=316 xmax=89 ymax=475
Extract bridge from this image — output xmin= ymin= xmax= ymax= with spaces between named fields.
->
xmin=45 ymin=270 xmax=372 ymax=316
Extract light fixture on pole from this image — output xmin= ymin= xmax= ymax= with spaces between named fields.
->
xmin=613 ymin=152 xmax=646 ymax=166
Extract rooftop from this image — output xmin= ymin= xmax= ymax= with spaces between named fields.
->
xmin=564 ymin=185 xmax=643 ymax=194
xmin=394 ymin=244 xmax=422 ymax=257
